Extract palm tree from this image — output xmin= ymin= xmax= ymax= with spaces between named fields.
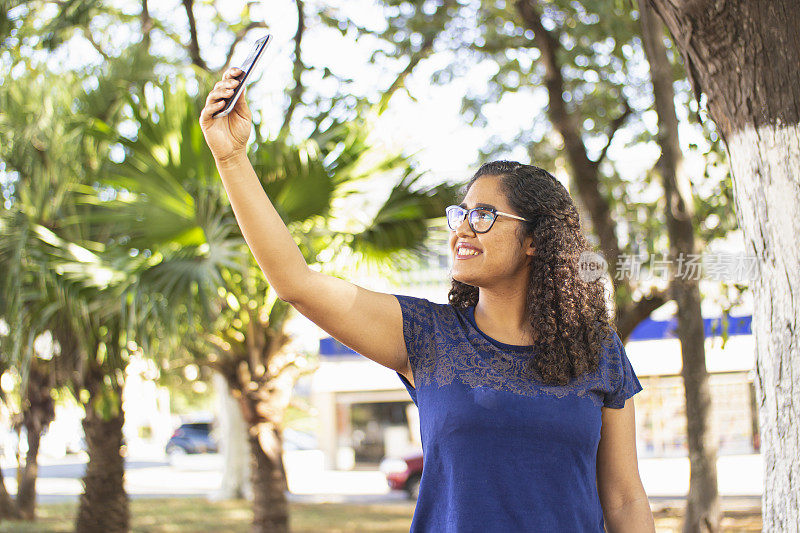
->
xmin=0 ymin=153 xmax=136 ymax=533
xmin=0 ymin=68 xmax=90 ymax=522
xmin=87 ymin=76 xmax=458 ymax=532
xmin=0 ymin=60 xmax=164 ymax=531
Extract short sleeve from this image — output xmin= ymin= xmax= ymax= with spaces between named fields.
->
xmin=392 ymin=294 xmax=438 ymax=404
xmin=603 ymin=331 xmax=644 ymax=409
xmin=392 ymin=294 xmax=437 ymax=373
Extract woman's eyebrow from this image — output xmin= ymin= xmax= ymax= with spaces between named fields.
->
xmin=458 ymin=202 xmax=496 ymax=209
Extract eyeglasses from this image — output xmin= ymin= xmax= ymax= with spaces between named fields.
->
xmin=445 ymin=205 xmax=531 ymax=233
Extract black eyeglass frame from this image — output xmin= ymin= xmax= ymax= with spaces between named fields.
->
xmin=445 ymin=205 xmax=531 ymax=234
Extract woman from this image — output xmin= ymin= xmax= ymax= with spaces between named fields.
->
xmin=200 ymin=68 xmax=655 ymax=532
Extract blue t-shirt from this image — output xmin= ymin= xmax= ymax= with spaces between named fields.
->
xmin=392 ymin=294 xmax=643 ymax=532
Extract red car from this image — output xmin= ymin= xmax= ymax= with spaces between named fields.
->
xmin=379 ymin=451 xmax=424 ymax=500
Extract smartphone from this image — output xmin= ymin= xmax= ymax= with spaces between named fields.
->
xmin=212 ymin=34 xmax=272 ymax=118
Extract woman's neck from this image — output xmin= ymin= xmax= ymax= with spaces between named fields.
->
xmin=474 ymin=289 xmax=536 ymax=345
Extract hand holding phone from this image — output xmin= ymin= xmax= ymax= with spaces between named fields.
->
xmin=200 ymin=34 xmax=271 ymax=163
xmin=212 ymin=34 xmax=272 ymax=118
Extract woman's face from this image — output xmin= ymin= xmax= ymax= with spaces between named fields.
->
xmin=448 ymin=175 xmax=534 ymax=288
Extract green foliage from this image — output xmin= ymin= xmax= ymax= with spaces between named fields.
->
xmin=67 ymin=72 xmax=457 ymax=398
xmin=0 ymin=57 xmax=152 ymax=418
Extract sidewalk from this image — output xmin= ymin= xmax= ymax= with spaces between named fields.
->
xmin=638 ymin=454 xmax=762 ymax=497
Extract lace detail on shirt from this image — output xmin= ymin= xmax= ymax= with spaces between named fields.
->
xmin=395 ymin=294 xmax=642 ymax=408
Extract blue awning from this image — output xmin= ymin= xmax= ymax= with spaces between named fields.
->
xmin=629 ymin=315 xmax=752 ymax=341
xmin=319 ymin=337 xmax=359 ymax=357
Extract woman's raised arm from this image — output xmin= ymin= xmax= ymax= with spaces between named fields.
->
xmin=199 ymin=69 xmax=411 ymax=379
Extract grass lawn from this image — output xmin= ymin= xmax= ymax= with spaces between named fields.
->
xmin=0 ymin=498 xmax=761 ymax=532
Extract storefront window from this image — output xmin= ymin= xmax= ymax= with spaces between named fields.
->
xmin=349 ymin=402 xmax=408 ymax=464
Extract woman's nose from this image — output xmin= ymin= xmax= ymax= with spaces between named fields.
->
xmin=455 ymin=214 xmax=475 ymax=236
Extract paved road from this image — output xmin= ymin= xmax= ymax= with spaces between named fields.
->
xmin=1 ymin=452 xmax=762 ymax=511
xmin=1 ymin=453 xmax=411 ymax=505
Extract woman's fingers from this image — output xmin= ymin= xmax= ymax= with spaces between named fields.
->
xmin=209 ymin=70 xmax=242 ymax=100
xmin=201 ymin=69 xmax=243 ymax=120
xmin=204 ymin=91 xmax=223 ymax=108
xmin=205 ymin=84 xmax=236 ymax=105
xmin=211 ymin=87 xmax=234 ymax=99
xmin=214 ymin=78 xmax=240 ymax=91
xmin=207 ymin=79 xmax=240 ymax=101
xmin=201 ymin=99 xmax=224 ymax=119
xmin=200 ymin=98 xmax=219 ymax=122
xmin=222 ymin=67 xmax=243 ymax=80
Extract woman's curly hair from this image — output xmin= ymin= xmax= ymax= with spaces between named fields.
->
xmin=448 ymin=160 xmax=613 ymax=386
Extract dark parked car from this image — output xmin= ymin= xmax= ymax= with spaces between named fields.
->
xmin=380 ymin=451 xmax=423 ymax=500
xmin=165 ymin=422 xmax=218 ymax=458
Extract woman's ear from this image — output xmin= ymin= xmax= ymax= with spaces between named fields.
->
xmin=524 ymin=236 xmax=535 ymax=256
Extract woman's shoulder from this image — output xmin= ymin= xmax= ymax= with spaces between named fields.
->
xmin=392 ymin=293 xmax=457 ymax=311
xmin=392 ymin=293 xmax=462 ymax=324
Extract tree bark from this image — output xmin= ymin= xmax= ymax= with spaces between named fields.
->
xmin=16 ymin=416 xmax=44 ymax=520
xmin=647 ymin=1 xmax=800 ymax=530
xmin=247 ymin=424 xmax=289 ymax=533
xmin=16 ymin=359 xmax=55 ymax=520
xmin=212 ymin=372 xmax=251 ymax=500
xmin=180 ymin=0 xmax=208 ymax=70
xmin=75 ymin=392 xmax=129 ymax=533
xmin=233 ymin=311 xmax=304 ymax=533
xmin=237 ymin=363 xmax=293 ymax=533
xmin=515 ymin=0 xmax=621 ymax=273
xmin=0 ymin=465 xmax=21 ymax=520
xmin=638 ymin=3 xmax=721 ymax=531
xmin=140 ymin=0 xmax=152 ymax=51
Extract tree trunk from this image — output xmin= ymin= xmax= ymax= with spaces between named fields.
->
xmin=638 ymin=3 xmax=721 ymax=531
xmin=16 ymin=360 xmax=55 ymax=520
xmin=725 ymin=117 xmax=800 ymax=533
xmin=212 ymin=372 xmax=251 ymax=500
xmin=75 ymin=393 xmax=129 ymax=533
xmin=647 ymin=1 xmax=800 ymax=530
xmin=0 ymin=466 xmax=21 ymax=520
xmin=235 ymin=341 xmax=297 ymax=532
xmin=231 ymin=303 xmax=310 ymax=532
xmin=247 ymin=423 xmax=289 ymax=533
xmin=15 ymin=420 xmax=42 ymax=520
